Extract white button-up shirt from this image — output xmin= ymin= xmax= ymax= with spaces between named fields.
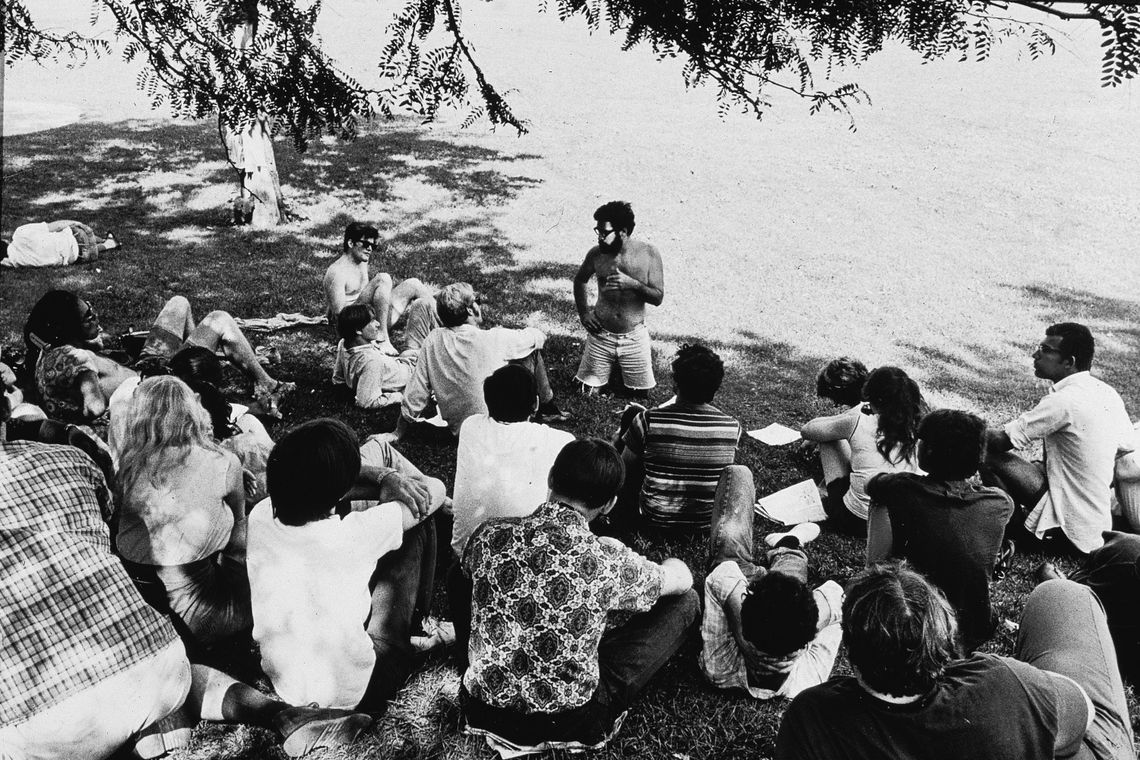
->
xmin=1006 ymin=371 xmax=1134 ymax=553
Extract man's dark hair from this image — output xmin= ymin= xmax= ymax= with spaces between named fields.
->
xmin=343 ymin=221 xmax=379 ymax=251
xmin=740 ymin=572 xmax=818 ymax=657
xmin=593 ymin=201 xmax=636 ymax=234
xmin=168 ymin=346 xmax=236 ymax=440
xmin=484 ymin=364 xmax=537 ymax=423
xmin=918 ymin=409 xmax=987 ymax=480
xmin=816 ymin=357 xmax=869 ymax=407
xmin=336 ymin=303 xmax=374 ymax=341
xmin=843 ymin=563 xmax=960 ymax=697
xmin=1045 ymin=322 xmax=1095 ymax=371
xmin=267 ymin=418 xmax=361 ymax=526
xmin=548 ymin=438 xmax=625 ymax=511
xmin=435 ymin=282 xmax=476 ymax=328
xmin=672 ymin=343 xmax=724 ymax=404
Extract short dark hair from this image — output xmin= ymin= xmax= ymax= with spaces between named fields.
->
xmin=484 ymin=364 xmax=537 ymax=423
xmin=1045 ymin=322 xmax=1094 ymax=371
xmin=336 ymin=303 xmax=374 ymax=341
xmin=267 ymin=418 xmax=361 ymax=526
xmin=843 ymin=563 xmax=960 ymax=697
xmin=672 ymin=343 xmax=724 ymax=404
xmin=816 ymin=357 xmax=869 ymax=407
xmin=343 ymin=221 xmax=379 ymax=251
xmin=740 ymin=572 xmax=818 ymax=657
xmin=918 ymin=409 xmax=986 ymax=480
xmin=547 ymin=438 xmax=625 ymax=511
xmin=168 ymin=346 xmax=236 ymax=440
xmin=436 ymin=282 xmax=475 ymax=328
xmin=593 ymin=201 xmax=635 ymax=234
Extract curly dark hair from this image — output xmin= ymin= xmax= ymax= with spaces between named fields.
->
xmin=815 ymin=357 xmax=869 ymax=407
xmin=593 ymin=200 xmax=636 ymax=234
xmin=740 ymin=571 xmax=819 ymax=657
xmin=843 ymin=562 xmax=960 ymax=697
xmin=672 ymin=343 xmax=724 ymax=404
xmin=917 ymin=409 xmax=986 ymax=480
xmin=862 ymin=366 xmax=927 ymax=464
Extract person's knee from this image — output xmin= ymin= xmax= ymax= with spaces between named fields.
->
xmin=199 ymin=310 xmax=236 ymax=334
xmin=165 ymin=295 xmax=192 ymax=314
xmin=371 ymin=272 xmax=393 ymax=290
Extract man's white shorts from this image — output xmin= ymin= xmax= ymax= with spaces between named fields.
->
xmin=576 ymin=323 xmax=655 ymax=391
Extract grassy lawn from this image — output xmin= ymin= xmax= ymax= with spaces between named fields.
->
xmin=3 ymin=4 xmax=1140 ymax=758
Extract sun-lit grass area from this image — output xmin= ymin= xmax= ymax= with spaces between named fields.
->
xmin=3 ymin=2 xmax=1139 ymax=758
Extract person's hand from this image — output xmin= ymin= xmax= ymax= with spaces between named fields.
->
xmin=740 ymin=641 xmax=799 ymax=678
xmin=0 ymin=363 xmax=17 ymax=391
xmin=380 ymin=471 xmax=432 ymax=519
xmin=602 ymin=269 xmax=639 ymax=292
xmin=579 ymin=310 xmax=603 ymax=335
xmin=243 ymin=469 xmax=267 ymax=505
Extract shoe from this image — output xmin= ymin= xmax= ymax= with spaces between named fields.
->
xmin=764 ymin=522 xmax=821 ymax=548
xmin=252 ymin=380 xmax=296 ymax=420
xmin=274 ymin=704 xmax=372 ymax=758
xmin=1034 ymin=560 xmax=1066 ymax=584
xmin=993 ymin=540 xmax=1016 ymax=581
xmin=132 ymin=705 xmax=194 ymax=759
xmin=103 ymin=232 xmax=120 ymax=250
xmin=535 ymin=403 xmax=573 ymax=425
xmin=254 ymin=345 xmax=282 ymax=366
xmin=410 ymin=616 xmax=456 ymax=654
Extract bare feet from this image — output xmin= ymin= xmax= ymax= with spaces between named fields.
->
xmin=252 ymin=380 xmax=296 ymax=419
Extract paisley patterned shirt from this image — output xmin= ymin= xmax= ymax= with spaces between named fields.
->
xmin=462 ymin=501 xmax=663 ymax=713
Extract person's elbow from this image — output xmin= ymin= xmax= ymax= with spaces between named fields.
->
xmin=659 ymin=557 xmax=694 ymax=596
xmin=645 ymin=289 xmax=664 ymax=307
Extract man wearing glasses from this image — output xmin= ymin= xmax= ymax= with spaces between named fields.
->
xmin=573 ymin=201 xmax=664 ymax=399
xmin=323 ymin=221 xmax=435 ymax=355
xmin=983 ymin=322 xmax=1135 ymax=556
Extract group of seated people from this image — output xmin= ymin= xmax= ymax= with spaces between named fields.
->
xmin=3 ymin=223 xmax=1139 ymax=760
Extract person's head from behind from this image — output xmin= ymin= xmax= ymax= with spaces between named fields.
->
xmin=168 ymin=346 xmax=235 ymax=440
xmin=116 ymin=376 xmax=217 ymax=496
xmin=816 ymin=357 xmax=869 ymax=407
xmin=1036 ymin=322 xmax=1094 ymax=379
xmin=267 ymin=418 xmax=361 ymax=526
xmin=484 ymin=364 xmax=537 ymax=423
xmin=436 ymin=282 xmax=479 ymax=328
xmin=336 ymin=303 xmax=380 ymax=343
xmin=343 ymin=221 xmax=379 ymax=259
xmin=740 ymin=571 xmax=818 ymax=658
xmin=863 ymin=366 xmax=926 ymax=464
xmin=843 ymin=562 xmax=960 ymax=697
xmin=672 ymin=343 xmax=724 ymax=404
xmin=547 ymin=438 xmax=625 ymax=515
xmin=917 ymin=409 xmax=986 ymax=480
xmin=24 ymin=289 xmax=101 ymax=355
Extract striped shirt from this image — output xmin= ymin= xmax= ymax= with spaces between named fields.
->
xmin=624 ymin=402 xmax=741 ymax=529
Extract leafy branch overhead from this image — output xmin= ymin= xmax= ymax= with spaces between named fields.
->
xmin=5 ymin=0 xmax=1139 ymax=145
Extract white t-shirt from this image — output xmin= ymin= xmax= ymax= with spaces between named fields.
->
xmin=451 ymin=414 xmax=575 ymax=556
xmin=246 ymin=499 xmax=404 ymax=709
xmin=2 ymin=222 xmax=78 ymax=267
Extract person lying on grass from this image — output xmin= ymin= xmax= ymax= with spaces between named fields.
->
xmin=866 ymin=409 xmax=1014 ymax=653
xmin=246 ymin=419 xmax=454 ymax=715
xmin=460 ymin=439 xmax=698 ymax=754
xmin=612 ymin=343 xmax=742 ymax=533
xmin=322 ymin=221 xmax=436 ymax=355
xmin=0 ymin=393 xmax=371 ymax=760
xmin=1 ymin=219 xmax=118 ymax=268
xmin=775 ymin=562 xmax=1135 ymax=760
xmin=22 ymin=289 xmax=294 ymax=423
xmin=800 ymin=363 xmax=926 ymax=537
xmin=700 ymin=464 xmax=843 ymax=700
xmin=332 ymin=303 xmax=417 ymax=409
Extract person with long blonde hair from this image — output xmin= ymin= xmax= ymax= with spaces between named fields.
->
xmin=115 ymin=376 xmax=251 ymax=650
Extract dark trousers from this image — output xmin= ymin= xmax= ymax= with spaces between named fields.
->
xmin=462 ymin=589 xmax=699 ymax=747
xmin=356 ymin=516 xmax=437 ymax=714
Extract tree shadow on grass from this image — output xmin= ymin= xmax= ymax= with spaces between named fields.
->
xmin=899 ymin=283 xmax=1140 ymax=422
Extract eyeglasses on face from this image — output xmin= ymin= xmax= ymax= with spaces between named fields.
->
xmin=593 ymin=226 xmax=616 ymax=238
xmin=359 ymin=240 xmax=377 ymax=251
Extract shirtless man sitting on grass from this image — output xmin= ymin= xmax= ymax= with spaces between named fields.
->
xmin=573 ymin=201 xmax=664 ymax=400
xmin=323 ymin=222 xmax=435 ymax=356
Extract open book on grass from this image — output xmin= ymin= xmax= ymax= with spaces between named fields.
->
xmin=755 ymin=479 xmax=827 ymax=525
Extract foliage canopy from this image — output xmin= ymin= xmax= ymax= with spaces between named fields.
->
xmin=5 ymin=0 xmax=1139 ymax=146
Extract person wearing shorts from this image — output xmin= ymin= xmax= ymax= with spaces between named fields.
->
xmin=573 ymin=201 xmax=663 ymax=398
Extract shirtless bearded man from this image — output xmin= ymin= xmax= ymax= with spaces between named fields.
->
xmin=322 ymin=222 xmax=434 ymax=355
xmin=573 ymin=201 xmax=664 ymax=399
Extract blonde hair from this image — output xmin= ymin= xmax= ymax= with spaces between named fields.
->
xmin=115 ymin=375 xmax=222 ymax=502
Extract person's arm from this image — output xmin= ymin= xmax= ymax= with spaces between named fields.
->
xmin=800 ymin=407 xmax=860 ymax=443
xmin=346 ymin=464 xmax=437 ymax=520
xmin=323 ymin=267 xmax=350 ymax=318
xmin=605 ymin=246 xmax=664 ymax=306
xmin=573 ymin=253 xmax=603 ymax=334
xmin=222 ymin=456 xmax=248 ymax=564
xmin=1004 ymin=394 xmax=1068 ymax=451
xmin=354 ymin=356 xmax=403 ymax=409
xmin=45 ymin=220 xmax=82 ymax=233
xmin=986 ymin=427 xmax=1015 ymax=454
xmin=658 ymin=556 xmax=694 ymax=596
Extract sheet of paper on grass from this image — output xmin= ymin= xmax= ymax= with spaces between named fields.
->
xmin=748 ymin=423 xmax=801 ymax=446
xmin=755 ymin=479 xmax=827 ymax=525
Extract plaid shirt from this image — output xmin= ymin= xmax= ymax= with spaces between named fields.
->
xmin=0 ymin=440 xmax=178 ymax=726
